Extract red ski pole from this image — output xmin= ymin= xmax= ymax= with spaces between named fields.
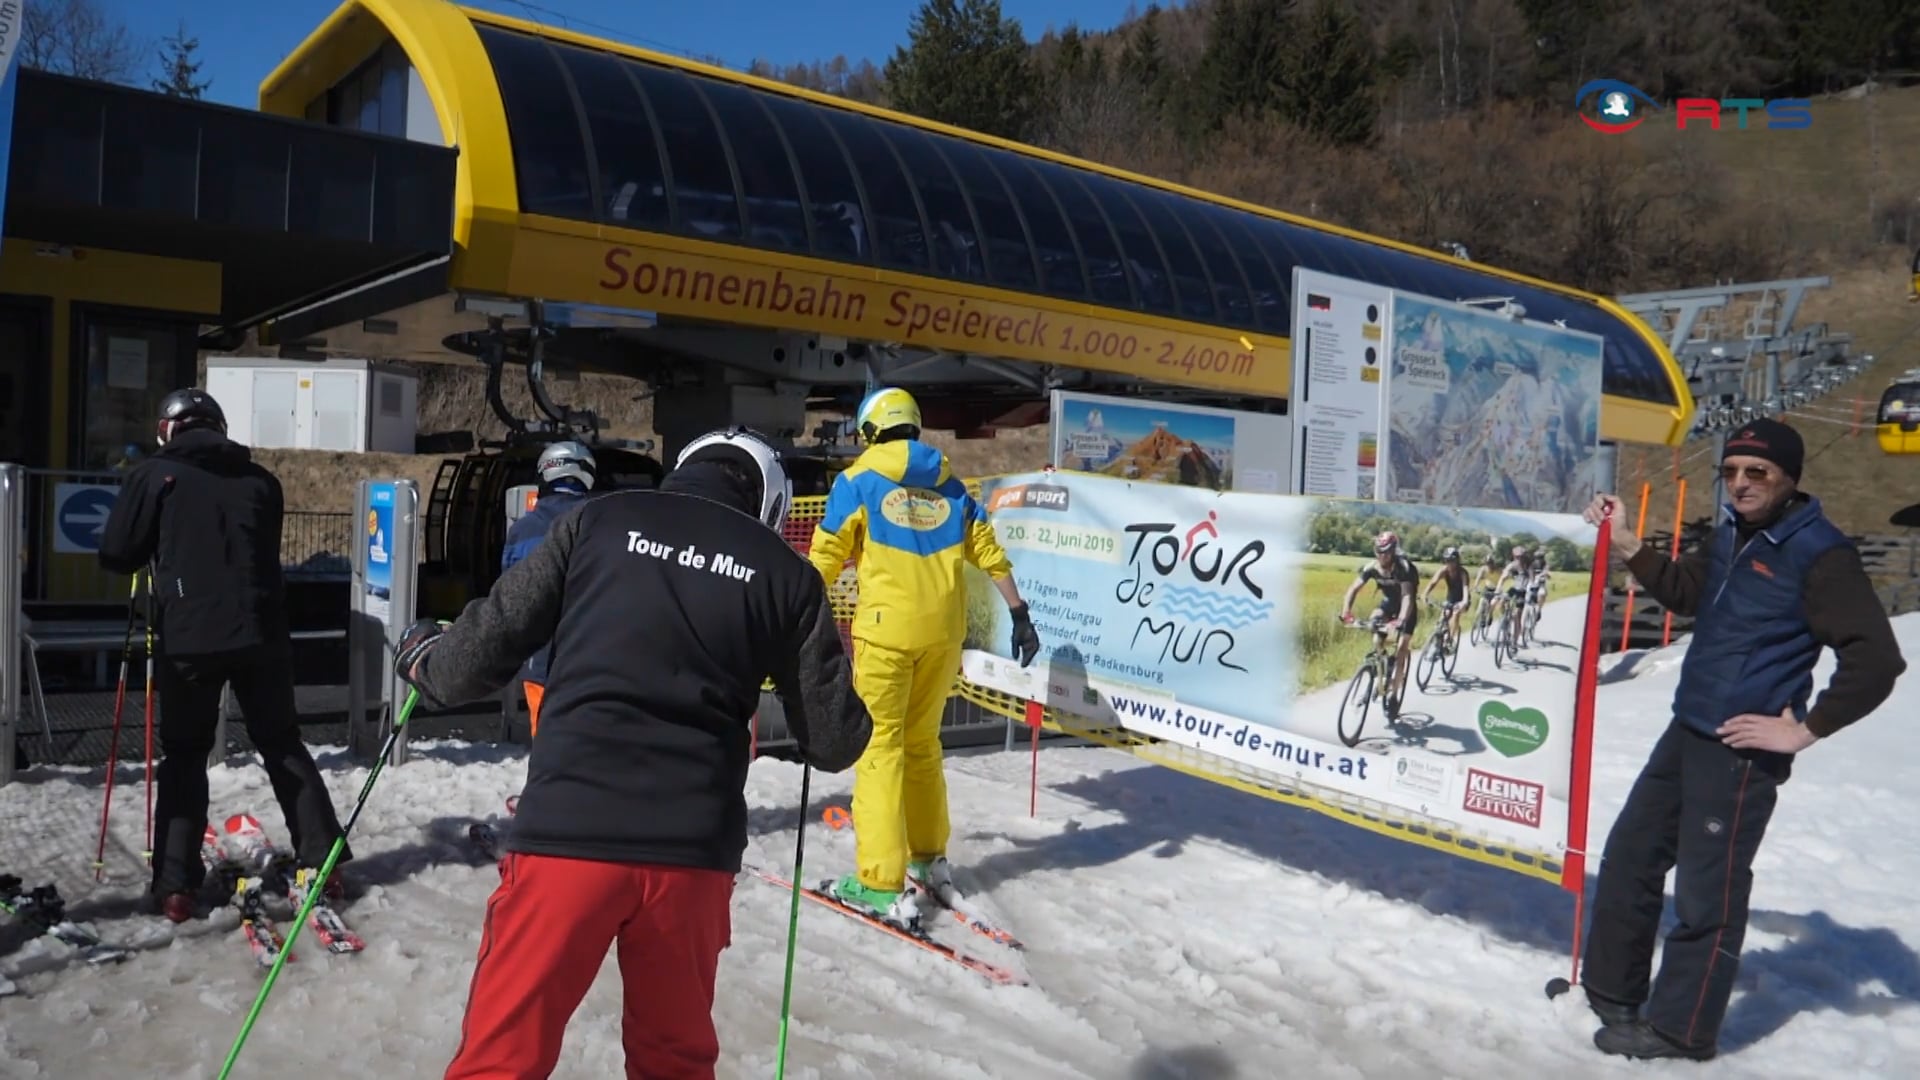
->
xmin=91 ymin=573 xmax=143 ymax=881
xmin=141 ymin=569 xmax=156 ymax=864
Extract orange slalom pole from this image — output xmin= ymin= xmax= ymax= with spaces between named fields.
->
xmin=1617 ymin=481 xmax=1651 ymax=652
xmin=1660 ymin=478 xmax=1687 ymax=647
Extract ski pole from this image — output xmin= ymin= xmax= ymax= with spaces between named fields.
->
xmin=774 ymin=763 xmax=811 ymax=1080
xmin=215 ymin=687 xmax=420 ymax=1080
xmin=91 ymin=572 xmax=143 ymax=882
xmin=141 ymin=568 xmax=157 ymax=864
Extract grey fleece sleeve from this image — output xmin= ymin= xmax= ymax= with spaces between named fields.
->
xmin=771 ymin=575 xmax=872 ymax=773
xmin=412 ymin=505 xmax=578 ymax=708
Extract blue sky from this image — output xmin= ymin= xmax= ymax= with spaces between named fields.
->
xmin=102 ymin=0 xmax=1143 ymax=109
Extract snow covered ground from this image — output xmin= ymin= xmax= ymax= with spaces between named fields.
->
xmin=3 ymin=616 xmax=1918 ymax=1079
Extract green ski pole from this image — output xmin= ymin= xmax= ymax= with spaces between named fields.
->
xmin=215 ymin=687 xmax=420 ymax=1080
xmin=773 ymin=763 xmax=811 ymax=1080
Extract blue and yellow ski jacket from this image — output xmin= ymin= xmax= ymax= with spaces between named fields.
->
xmin=807 ymin=439 xmax=1013 ymax=652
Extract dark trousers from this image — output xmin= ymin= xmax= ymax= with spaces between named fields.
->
xmin=1582 ymin=721 xmax=1784 ymax=1051
xmin=150 ymin=643 xmax=349 ymax=896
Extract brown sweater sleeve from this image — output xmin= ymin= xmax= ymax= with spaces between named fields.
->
xmin=1801 ymin=545 xmax=1907 ymax=738
xmin=1624 ymin=542 xmax=1710 ymax=618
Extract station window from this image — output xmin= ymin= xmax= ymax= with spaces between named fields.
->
xmin=1028 ymin=162 xmax=1131 ymax=307
xmin=987 ymin=153 xmax=1085 ymax=298
xmin=938 ymin=140 xmax=1039 ymax=291
xmin=753 ymin=94 xmax=868 ymax=262
xmin=1176 ymin=203 xmax=1256 ymax=330
xmin=549 ymin=41 xmax=671 ymax=229
xmin=1201 ymin=207 xmax=1290 ymax=334
xmin=473 ymin=25 xmax=595 ymax=220
xmin=821 ymin=111 xmax=929 ymax=273
xmin=1129 ymin=190 xmax=1220 ymax=323
xmin=1078 ymin=174 xmax=1176 ymax=316
xmin=880 ymin=126 xmax=985 ymax=282
xmin=696 ymin=77 xmax=811 ymax=253
xmin=322 ymin=41 xmax=410 ymax=139
xmin=74 ymin=315 xmax=196 ymax=472
xmin=623 ymin=62 xmax=743 ymax=240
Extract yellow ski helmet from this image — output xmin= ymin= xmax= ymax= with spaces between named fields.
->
xmin=856 ymin=386 xmax=922 ymax=443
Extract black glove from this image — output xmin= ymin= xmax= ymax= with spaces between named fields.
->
xmin=1009 ymin=603 xmax=1040 ymax=668
xmin=395 ymin=618 xmax=450 ymax=689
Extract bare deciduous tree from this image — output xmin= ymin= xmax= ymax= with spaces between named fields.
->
xmin=21 ymin=0 xmax=145 ymax=85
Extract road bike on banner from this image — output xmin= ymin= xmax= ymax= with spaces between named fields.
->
xmin=1415 ymin=599 xmax=1462 ymax=691
xmin=1492 ymin=586 xmax=1528 ymax=668
xmin=1336 ymin=615 xmax=1406 ymax=747
xmin=1468 ymin=587 xmax=1498 ymax=646
xmin=1523 ymin=583 xmax=1546 ymax=644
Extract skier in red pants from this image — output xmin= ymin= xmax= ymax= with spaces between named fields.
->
xmin=396 ymin=427 xmax=871 ymax=1078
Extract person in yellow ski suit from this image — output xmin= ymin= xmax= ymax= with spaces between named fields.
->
xmin=807 ymin=387 xmax=1041 ymax=927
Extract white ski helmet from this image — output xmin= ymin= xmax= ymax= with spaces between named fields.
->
xmin=674 ymin=427 xmax=791 ymax=532
xmin=536 ymin=440 xmax=597 ymax=490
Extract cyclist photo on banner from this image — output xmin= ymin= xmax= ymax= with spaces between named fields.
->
xmin=1493 ymin=544 xmax=1538 ymax=652
xmin=1470 ymin=550 xmax=1502 ymax=644
xmin=1339 ymin=532 xmax=1421 ymax=703
xmin=1423 ymin=546 xmax=1471 ymax=652
xmin=1527 ymin=548 xmax=1553 ymax=641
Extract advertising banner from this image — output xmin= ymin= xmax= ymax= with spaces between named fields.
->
xmin=961 ymin=470 xmax=1597 ymax=857
xmin=1386 ymin=294 xmax=1605 ymax=513
xmin=364 ymin=481 xmax=395 ymax=624
xmin=1049 ymin=389 xmax=1291 ymax=494
xmin=0 ymin=1 xmax=23 ymax=264
xmin=1289 ymin=269 xmax=1393 ymax=500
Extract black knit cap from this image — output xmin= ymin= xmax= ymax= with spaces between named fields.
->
xmin=1721 ymin=417 xmax=1804 ymax=482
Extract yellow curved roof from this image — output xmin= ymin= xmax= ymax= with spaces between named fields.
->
xmin=260 ymin=0 xmax=1696 ymax=445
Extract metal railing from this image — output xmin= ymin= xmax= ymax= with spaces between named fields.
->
xmin=283 ymin=511 xmax=354 ymax=578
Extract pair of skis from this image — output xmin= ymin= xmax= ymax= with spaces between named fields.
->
xmin=748 ymin=863 xmax=1028 ymax=987
xmin=201 ymin=814 xmax=364 ymax=969
xmin=463 ymin=796 xmax=1026 ymax=986
xmin=0 ymin=874 xmax=131 ymax=994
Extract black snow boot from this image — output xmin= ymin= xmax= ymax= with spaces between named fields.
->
xmin=1584 ymin=987 xmax=1638 ymax=1027
xmin=1594 ymin=1021 xmax=1716 ymax=1062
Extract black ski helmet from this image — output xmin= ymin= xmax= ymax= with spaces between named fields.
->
xmin=156 ymin=387 xmax=227 ymax=446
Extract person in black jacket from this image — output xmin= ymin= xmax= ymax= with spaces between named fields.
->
xmin=1578 ymin=419 xmax=1905 ymax=1062
xmin=394 ymin=426 xmax=872 ymax=1080
xmin=97 ymin=388 xmax=349 ymax=922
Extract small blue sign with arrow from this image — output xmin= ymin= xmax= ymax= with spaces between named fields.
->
xmin=54 ymin=484 xmax=119 ymax=554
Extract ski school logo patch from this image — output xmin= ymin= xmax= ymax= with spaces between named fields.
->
xmin=879 ymin=487 xmax=952 ymax=531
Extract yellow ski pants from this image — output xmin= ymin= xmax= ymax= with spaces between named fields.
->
xmin=850 ymin=636 xmax=963 ymax=892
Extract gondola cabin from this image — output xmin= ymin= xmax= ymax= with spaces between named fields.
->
xmin=1877 ymin=370 xmax=1920 ymax=455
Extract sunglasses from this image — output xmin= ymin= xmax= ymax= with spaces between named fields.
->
xmin=1718 ymin=464 xmax=1776 ymax=483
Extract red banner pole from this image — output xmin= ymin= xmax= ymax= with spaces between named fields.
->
xmin=1025 ymin=700 xmax=1044 ymax=818
xmin=1562 ymin=498 xmax=1613 ymax=985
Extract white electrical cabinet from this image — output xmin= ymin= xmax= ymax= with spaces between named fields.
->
xmin=205 ymin=358 xmax=418 ymax=453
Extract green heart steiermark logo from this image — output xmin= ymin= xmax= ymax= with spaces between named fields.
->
xmin=1479 ymin=701 xmax=1549 ymax=757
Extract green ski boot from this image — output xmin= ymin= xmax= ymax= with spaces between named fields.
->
xmin=828 ymin=874 xmax=922 ymax=930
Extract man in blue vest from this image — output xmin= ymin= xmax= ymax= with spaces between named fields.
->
xmin=1578 ymin=418 xmax=1905 ymax=1061
xmin=502 ymin=440 xmax=598 ymax=737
